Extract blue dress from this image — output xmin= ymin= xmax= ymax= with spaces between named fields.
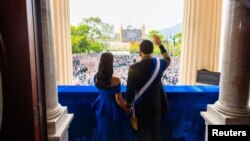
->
xmin=91 ymin=83 xmax=130 ymax=141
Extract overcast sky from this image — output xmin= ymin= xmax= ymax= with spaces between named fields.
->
xmin=70 ymin=0 xmax=184 ymax=33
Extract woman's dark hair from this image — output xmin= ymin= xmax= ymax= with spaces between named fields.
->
xmin=95 ymin=52 xmax=114 ymax=89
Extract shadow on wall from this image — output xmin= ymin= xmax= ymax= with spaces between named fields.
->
xmin=58 ymin=85 xmax=219 ymax=141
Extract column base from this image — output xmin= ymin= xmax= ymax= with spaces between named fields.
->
xmin=47 ymin=106 xmax=74 ymax=141
xmin=201 ymin=104 xmax=250 ymax=125
xmin=201 ymin=104 xmax=250 ymax=141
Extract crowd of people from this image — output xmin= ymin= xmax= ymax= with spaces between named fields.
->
xmin=73 ymin=52 xmax=180 ymax=86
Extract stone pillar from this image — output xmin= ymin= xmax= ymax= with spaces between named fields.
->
xmin=179 ymin=0 xmax=222 ymax=84
xmin=52 ymin=0 xmax=73 ymax=85
xmin=201 ymin=0 xmax=250 ymax=140
xmin=41 ymin=0 xmax=73 ymax=141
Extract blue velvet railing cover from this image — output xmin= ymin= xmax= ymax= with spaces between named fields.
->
xmin=58 ymin=85 xmax=219 ymax=141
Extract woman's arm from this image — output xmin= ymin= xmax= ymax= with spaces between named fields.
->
xmin=112 ymin=76 xmax=130 ymax=112
xmin=115 ymin=93 xmax=129 ymax=112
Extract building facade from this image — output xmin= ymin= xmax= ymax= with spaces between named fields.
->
xmin=120 ymin=25 xmax=146 ymax=42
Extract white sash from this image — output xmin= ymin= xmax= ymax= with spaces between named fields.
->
xmin=131 ymin=58 xmax=161 ymax=117
xmin=133 ymin=58 xmax=161 ymax=102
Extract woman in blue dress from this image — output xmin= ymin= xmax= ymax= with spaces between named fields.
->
xmin=91 ymin=52 xmax=129 ymax=141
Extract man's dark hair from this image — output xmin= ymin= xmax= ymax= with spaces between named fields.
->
xmin=140 ymin=39 xmax=153 ymax=54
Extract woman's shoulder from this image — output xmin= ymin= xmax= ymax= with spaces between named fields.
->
xmin=111 ymin=76 xmax=121 ymax=87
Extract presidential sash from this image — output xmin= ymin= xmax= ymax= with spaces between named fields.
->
xmin=130 ymin=58 xmax=162 ymax=130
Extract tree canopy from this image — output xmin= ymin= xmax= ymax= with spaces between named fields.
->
xmin=71 ymin=17 xmax=115 ymax=53
xmin=81 ymin=17 xmax=115 ymax=41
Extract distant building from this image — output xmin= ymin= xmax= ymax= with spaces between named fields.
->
xmin=120 ymin=25 xmax=145 ymax=42
xmin=105 ymin=41 xmax=130 ymax=51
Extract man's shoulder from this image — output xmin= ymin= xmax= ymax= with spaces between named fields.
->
xmin=130 ymin=61 xmax=140 ymax=68
xmin=130 ymin=59 xmax=153 ymax=70
xmin=128 ymin=62 xmax=141 ymax=74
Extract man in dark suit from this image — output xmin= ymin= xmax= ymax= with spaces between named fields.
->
xmin=125 ymin=35 xmax=171 ymax=141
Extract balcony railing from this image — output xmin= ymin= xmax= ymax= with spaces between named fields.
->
xmin=58 ymin=85 xmax=219 ymax=141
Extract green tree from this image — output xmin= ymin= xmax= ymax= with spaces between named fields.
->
xmin=81 ymin=17 xmax=115 ymax=40
xmin=71 ymin=25 xmax=90 ymax=53
xmin=146 ymin=30 xmax=182 ymax=57
xmin=71 ymin=17 xmax=115 ymax=53
xmin=129 ymin=42 xmax=140 ymax=53
xmin=167 ymin=33 xmax=182 ymax=57
xmin=147 ymin=30 xmax=167 ymax=54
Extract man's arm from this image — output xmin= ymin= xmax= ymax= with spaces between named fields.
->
xmin=152 ymin=35 xmax=171 ymax=68
xmin=125 ymin=67 xmax=136 ymax=109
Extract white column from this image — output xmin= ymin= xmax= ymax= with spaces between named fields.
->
xmin=41 ymin=0 xmax=73 ymax=141
xmin=201 ymin=0 xmax=250 ymax=140
xmin=52 ymin=0 xmax=73 ymax=85
xmin=214 ymin=0 xmax=250 ymax=116
xmin=180 ymin=0 xmax=222 ymax=84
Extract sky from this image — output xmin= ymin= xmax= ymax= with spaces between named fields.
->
xmin=70 ymin=0 xmax=184 ymax=33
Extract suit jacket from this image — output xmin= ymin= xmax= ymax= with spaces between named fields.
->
xmin=126 ymin=56 xmax=171 ymax=122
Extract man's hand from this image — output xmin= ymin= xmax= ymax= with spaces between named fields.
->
xmin=124 ymin=107 xmax=132 ymax=114
xmin=152 ymin=35 xmax=163 ymax=46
